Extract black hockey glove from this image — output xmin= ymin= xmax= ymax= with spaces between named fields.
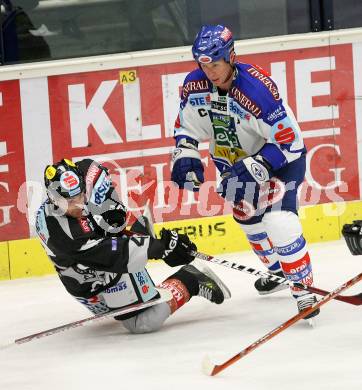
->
xmin=342 ymin=220 xmax=362 ymax=255
xmin=148 ymin=228 xmax=196 ymax=266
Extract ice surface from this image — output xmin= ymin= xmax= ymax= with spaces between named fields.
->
xmin=0 ymin=239 xmax=361 ymax=390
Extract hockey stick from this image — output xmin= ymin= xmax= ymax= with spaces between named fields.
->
xmin=192 ymin=251 xmax=362 ymax=306
xmin=124 ymin=213 xmax=362 ymax=307
xmin=202 ymin=271 xmax=362 ymax=376
xmin=128 ymin=204 xmax=361 ymax=307
xmin=0 ymin=288 xmax=172 ymax=350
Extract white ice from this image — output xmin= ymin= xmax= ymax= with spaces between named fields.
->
xmin=0 ymin=239 xmax=361 ymax=390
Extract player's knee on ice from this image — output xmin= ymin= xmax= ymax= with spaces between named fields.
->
xmin=120 ymin=302 xmax=171 ymax=334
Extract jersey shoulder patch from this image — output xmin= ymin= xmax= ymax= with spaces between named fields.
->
xmin=239 ymin=63 xmax=281 ymax=101
xmin=231 ymin=63 xmax=283 ymax=119
xmin=180 ymin=68 xmax=211 ymax=106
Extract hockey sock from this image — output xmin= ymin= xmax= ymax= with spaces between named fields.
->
xmin=159 ymin=267 xmax=198 ymax=313
xmin=276 ymin=235 xmax=314 ymax=298
xmin=247 ymin=231 xmax=281 ymax=273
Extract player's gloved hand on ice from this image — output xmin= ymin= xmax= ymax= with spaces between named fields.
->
xmin=148 ymin=228 xmax=197 ymax=266
xmin=342 ymin=220 xmax=362 ymax=255
xmin=171 ymin=139 xmax=204 ymax=191
xmin=217 ymin=156 xmax=271 ymax=203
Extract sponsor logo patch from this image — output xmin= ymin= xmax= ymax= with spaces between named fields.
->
xmin=233 ymin=200 xmax=256 ymax=221
xmin=271 ymin=117 xmax=298 ymax=144
xmin=198 ymin=55 xmax=213 ymax=63
xmin=79 ymin=217 xmax=91 ymax=233
xmin=258 ymin=178 xmax=286 ymax=209
xmin=230 ymin=87 xmax=261 ymax=118
xmin=220 ymin=27 xmax=232 ymax=42
xmin=60 ymin=171 xmax=80 ymax=190
xmin=267 ymin=105 xmax=286 ymax=122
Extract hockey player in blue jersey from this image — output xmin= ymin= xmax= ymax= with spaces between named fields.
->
xmin=171 ymin=24 xmax=319 ymax=319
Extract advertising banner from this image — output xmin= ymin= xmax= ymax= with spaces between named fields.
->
xmin=0 ymin=42 xmax=360 ymax=242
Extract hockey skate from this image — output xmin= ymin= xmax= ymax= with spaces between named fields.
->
xmin=182 ymin=259 xmax=231 ymax=304
xmin=254 ymin=271 xmax=289 ymax=295
xmin=296 ymin=293 xmax=320 ymax=320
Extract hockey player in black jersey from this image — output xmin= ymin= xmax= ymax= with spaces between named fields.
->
xmin=36 ymin=158 xmax=230 ymax=334
xmin=342 ymin=220 xmax=362 ymax=255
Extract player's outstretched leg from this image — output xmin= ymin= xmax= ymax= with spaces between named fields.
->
xmin=238 ymin=222 xmax=289 ymax=295
xmin=160 ymin=260 xmax=231 ymax=312
xmin=263 ymin=211 xmax=320 ymax=319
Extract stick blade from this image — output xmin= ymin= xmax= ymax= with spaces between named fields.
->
xmin=202 ymin=355 xmax=217 ymax=376
xmin=0 ymin=342 xmax=13 ymax=351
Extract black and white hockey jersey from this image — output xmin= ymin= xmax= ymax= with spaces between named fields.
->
xmin=35 ymin=159 xmax=159 ymax=299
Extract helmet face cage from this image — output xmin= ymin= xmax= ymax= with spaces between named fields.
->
xmin=192 ymin=24 xmax=234 ymax=64
xmin=44 ymin=159 xmax=85 ymax=203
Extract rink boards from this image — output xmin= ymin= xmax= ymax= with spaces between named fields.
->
xmin=1 ymin=28 xmax=362 ymax=279
xmin=1 ymin=200 xmax=362 ymax=280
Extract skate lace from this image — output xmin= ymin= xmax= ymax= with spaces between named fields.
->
xmin=198 ymin=284 xmax=213 ymax=301
xmin=297 ymin=295 xmax=315 ymax=311
xmin=260 ymin=277 xmax=272 ymax=286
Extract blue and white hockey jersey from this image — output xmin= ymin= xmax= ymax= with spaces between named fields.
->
xmin=174 ymin=62 xmax=306 ymax=175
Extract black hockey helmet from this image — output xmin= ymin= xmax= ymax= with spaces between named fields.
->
xmin=44 ymin=158 xmax=85 ymax=202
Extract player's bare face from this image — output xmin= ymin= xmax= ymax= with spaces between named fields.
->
xmin=200 ymin=60 xmax=234 ymax=90
xmin=62 ymin=193 xmax=85 ymax=218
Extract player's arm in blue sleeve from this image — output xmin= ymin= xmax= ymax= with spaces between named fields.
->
xmin=171 ymin=71 xmax=211 ymax=191
xmin=219 ymin=85 xmax=305 ymax=202
xmin=256 ymin=100 xmax=306 ymax=173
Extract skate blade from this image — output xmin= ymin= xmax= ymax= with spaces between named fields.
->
xmin=191 ymin=259 xmax=231 ymax=299
xmin=201 ymin=355 xmax=216 ymax=376
xmin=306 ymin=317 xmax=316 ymax=328
xmin=257 ymin=284 xmax=289 ymax=295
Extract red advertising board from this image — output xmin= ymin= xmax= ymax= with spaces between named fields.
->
xmin=0 ymin=80 xmax=29 ymax=241
xmin=0 ymin=43 xmax=359 ymax=241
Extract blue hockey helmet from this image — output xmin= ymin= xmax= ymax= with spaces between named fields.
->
xmin=192 ymin=25 xmax=234 ymax=64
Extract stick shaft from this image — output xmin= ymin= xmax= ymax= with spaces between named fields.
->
xmin=193 ymin=251 xmax=362 ymax=305
xmin=209 ymin=272 xmax=362 ymax=376
xmin=14 ymin=288 xmax=172 ymax=345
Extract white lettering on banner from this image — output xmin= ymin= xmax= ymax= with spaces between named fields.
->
xmin=197 ymin=181 xmax=222 ymax=217
xmin=69 ymin=80 xmax=123 ymax=147
xmin=19 ymin=77 xmax=54 ymax=235
xmin=114 ymin=165 xmax=145 ymax=212
xmin=0 ymin=141 xmax=9 ymax=176
xmin=0 ymin=141 xmax=13 ymax=227
xmin=17 ymin=181 xmax=45 ymax=224
xmin=270 ymin=62 xmax=288 ymax=104
xmin=295 ymin=57 xmax=339 ymax=122
xmin=151 ymin=162 xmax=169 ymax=209
xmin=162 ymin=72 xmax=188 ymax=138
xmin=123 ymin=78 xmax=161 ymax=141
xmin=305 ymin=144 xmax=345 ymax=190
xmin=352 ymin=42 xmax=362 ymax=197
xmin=0 ymin=205 xmax=14 ymax=227
xmin=0 ymin=92 xmax=2 ymax=106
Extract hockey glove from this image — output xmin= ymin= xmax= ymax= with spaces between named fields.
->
xmin=342 ymin=220 xmax=362 ymax=255
xmin=171 ymin=140 xmax=204 ymax=191
xmin=217 ymin=156 xmax=271 ymax=203
xmin=87 ymin=186 xmax=129 ymax=236
xmin=148 ymin=229 xmax=196 ymax=266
